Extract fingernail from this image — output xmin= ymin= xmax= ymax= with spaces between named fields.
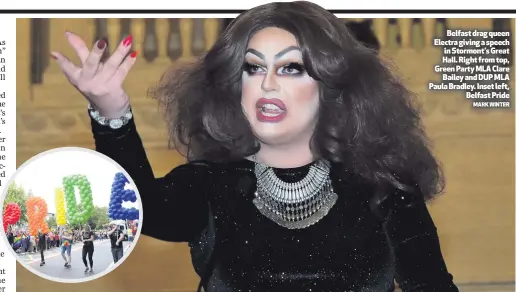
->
xmin=50 ymin=53 xmax=57 ymax=60
xmin=122 ymin=35 xmax=133 ymax=46
xmin=130 ymin=51 xmax=139 ymax=58
xmin=64 ymin=31 xmax=71 ymax=37
xmin=97 ymin=39 xmax=106 ymax=50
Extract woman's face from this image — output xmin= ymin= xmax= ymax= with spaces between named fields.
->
xmin=241 ymin=27 xmax=319 ymax=147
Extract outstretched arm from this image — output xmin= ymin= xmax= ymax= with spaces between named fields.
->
xmin=92 ymin=117 xmax=210 ymax=242
xmin=51 ymin=30 xmax=210 ymax=244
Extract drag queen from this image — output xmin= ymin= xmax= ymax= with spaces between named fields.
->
xmin=52 ymin=1 xmax=459 ymax=291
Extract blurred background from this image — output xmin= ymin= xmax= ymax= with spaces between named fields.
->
xmin=16 ymin=18 xmax=515 ymax=291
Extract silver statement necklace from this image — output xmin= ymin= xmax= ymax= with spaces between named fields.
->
xmin=252 ymin=158 xmax=338 ymax=229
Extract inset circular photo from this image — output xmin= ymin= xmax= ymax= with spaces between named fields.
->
xmin=1 ymin=147 xmax=143 ymax=283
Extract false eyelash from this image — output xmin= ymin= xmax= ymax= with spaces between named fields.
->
xmin=242 ymin=61 xmax=306 ymax=75
xmin=243 ymin=62 xmax=261 ymax=73
xmin=283 ymin=62 xmax=305 ymax=73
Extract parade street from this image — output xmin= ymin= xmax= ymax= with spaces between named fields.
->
xmin=17 ymin=240 xmax=131 ymax=279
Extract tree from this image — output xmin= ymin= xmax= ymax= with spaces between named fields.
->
xmin=46 ymin=216 xmax=57 ymax=229
xmin=68 ymin=203 xmax=85 ymax=229
xmin=69 ymin=203 xmax=109 ymax=230
xmin=90 ymin=206 xmax=110 ymax=229
xmin=76 ymin=202 xmax=84 ymax=213
xmin=3 ymin=182 xmax=28 ymax=224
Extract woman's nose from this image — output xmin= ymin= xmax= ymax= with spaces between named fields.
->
xmin=261 ymin=72 xmax=280 ymax=92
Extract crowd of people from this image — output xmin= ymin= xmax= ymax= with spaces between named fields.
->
xmin=6 ymin=227 xmax=110 ymax=254
xmin=6 ymin=222 xmax=137 ymax=273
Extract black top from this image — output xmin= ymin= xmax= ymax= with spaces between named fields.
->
xmin=110 ymin=229 xmax=123 ymax=249
xmin=37 ymin=233 xmax=46 ymax=248
xmin=83 ymin=231 xmax=94 ymax=246
xmin=91 ymin=117 xmax=458 ymax=292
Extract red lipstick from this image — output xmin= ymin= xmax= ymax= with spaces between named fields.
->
xmin=255 ymin=98 xmax=287 ymax=123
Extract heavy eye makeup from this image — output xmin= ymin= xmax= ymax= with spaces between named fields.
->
xmin=278 ymin=62 xmax=305 ymax=75
xmin=243 ymin=60 xmax=306 ymax=76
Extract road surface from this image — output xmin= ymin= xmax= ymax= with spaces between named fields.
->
xmin=17 ymin=239 xmax=132 ymax=279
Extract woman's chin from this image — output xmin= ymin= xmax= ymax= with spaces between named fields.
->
xmin=253 ymin=130 xmax=287 ymax=146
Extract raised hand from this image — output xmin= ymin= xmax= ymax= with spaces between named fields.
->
xmin=51 ymin=32 xmax=138 ymax=119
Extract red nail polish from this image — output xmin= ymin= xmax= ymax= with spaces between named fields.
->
xmin=122 ymin=35 xmax=133 ymax=46
xmin=130 ymin=51 xmax=139 ymax=58
xmin=97 ymin=39 xmax=106 ymax=49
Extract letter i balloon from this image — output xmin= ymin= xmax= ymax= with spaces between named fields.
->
xmin=54 ymin=188 xmax=67 ymax=226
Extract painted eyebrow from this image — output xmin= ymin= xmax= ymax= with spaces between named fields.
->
xmin=245 ymin=46 xmax=301 ymax=60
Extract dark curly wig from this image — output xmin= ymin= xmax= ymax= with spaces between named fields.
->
xmin=148 ymin=1 xmax=445 ymax=202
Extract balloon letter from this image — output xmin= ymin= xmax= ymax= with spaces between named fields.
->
xmin=109 ymin=172 xmax=139 ymax=220
xmin=62 ymin=174 xmax=94 ymax=224
xmin=54 ymin=188 xmax=67 ymax=226
xmin=26 ymin=197 xmax=50 ymax=236
xmin=2 ymin=202 xmax=21 ymax=232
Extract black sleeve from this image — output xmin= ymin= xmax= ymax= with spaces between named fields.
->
xmin=91 ymin=116 xmax=209 ymax=242
xmin=385 ymin=192 xmax=459 ymax=292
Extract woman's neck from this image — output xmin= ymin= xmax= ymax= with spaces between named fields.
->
xmin=253 ymin=142 xmax=314 ymax=168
